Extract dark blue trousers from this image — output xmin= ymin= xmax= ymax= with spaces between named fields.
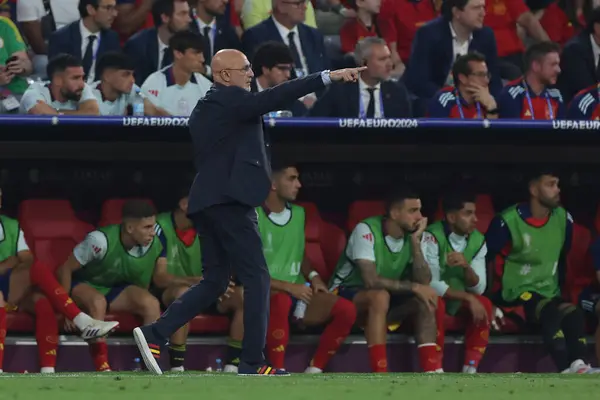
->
xmin=151 ymin=202 xmax=270 ymax=366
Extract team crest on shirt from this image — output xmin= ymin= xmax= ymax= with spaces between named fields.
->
xmin=362 ymin=233 xmax=373 ymax=242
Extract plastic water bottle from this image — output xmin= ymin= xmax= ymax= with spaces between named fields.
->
xmin=216 ymin=358 xmax=223 ymax=372
xmin=293 ymin=282 xmax=311 ymax=321
xmin=132 ymin=357 xmax=142 ymax=371
xmin=177 ymin=98 xmax=189 ymax=116
xmin=132 ymin=89 xmax=145 ymax=116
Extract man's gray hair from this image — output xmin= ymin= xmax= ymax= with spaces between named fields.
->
xmin=354 ymin=37 xmax=387 ymax=66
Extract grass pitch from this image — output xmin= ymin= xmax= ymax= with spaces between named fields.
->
xmin=0 ymin=372 xmax=597 ymax=399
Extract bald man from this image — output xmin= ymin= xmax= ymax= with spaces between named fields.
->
xmin=134 ymin=49 xmax=365 ymax=376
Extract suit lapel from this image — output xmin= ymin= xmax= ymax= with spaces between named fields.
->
xmin=266 ymin=18 xmax=285 ymax=44
xmin=348 ymin=83 xmax=360 ymax=117
xmin=297 ymin=25 xmax=314 ymax=72
xmin=72 ymin=23 xmax=82 ymax=59
xmin=149 ymin=29 xmax=159 ymax=71
xmin=581 ymin=33 xmax=596 ymax=76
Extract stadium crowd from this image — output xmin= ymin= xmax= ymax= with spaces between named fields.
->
xmin=1 ymin=0 xmax=600 ymax=376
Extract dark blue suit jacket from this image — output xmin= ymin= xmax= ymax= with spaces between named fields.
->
xmin=189 ymin=16 xmax=242 ymax=61
xmin=48 ymin=20 xmax=121 ymax=75
xmin=558 ymin=31 xmax=597 ymax=104
xmin=187 ymin=74 xmax=326 ymax=213
xmin=250 ymin=79 xmax=307 ymax=116
xmin=123 ymin=28 xmax=163 ymax=85
xmin=403 ymin=17 xmax=502 ymax=99
xmin=241 ymin=17 xmax=329 ymax=74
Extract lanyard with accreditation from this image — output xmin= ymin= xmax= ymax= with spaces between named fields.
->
xmin=454 ymin=89 xmax=482 ymax=119
xmin=523 ymin=80 xmax=554 ymax=120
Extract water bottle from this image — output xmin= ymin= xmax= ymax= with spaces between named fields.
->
xmin=177 ymin=98 xmax=189 ymax=116
xmin=132 ymin=357 xmax=142 ymax=372
xmin=293 ymin=282 xmax=311 ymax=321
xmin=132 ymin=89 xmax=145 ymax=116
xmin=216 ymin=358 xmax=223 ymax=372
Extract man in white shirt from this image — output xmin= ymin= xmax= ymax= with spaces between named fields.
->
xmin=141 ymin=30 xmax=212 ymax=116
xmin=92 ymin=52 xmax=140 ymax=115
xmin=20 ymin=54 xmax=100 ymax=115
xmin=420 ymin=190 xmax=491 ymax=374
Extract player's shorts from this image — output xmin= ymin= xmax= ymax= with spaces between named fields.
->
xmin=578 ymin=286 xmax=600 ymax=316
xmin=490 ymin=290 xmax=567 ymax=323
xmin=149 ymin=285 xmax=221 ymax=315
xmin=0 ymin=269 xmax=12 ymax=300
xmin=335 ymin=286 xmax=414 ymax=307
xmin=71 ymin=280 xmax=129 ymax=305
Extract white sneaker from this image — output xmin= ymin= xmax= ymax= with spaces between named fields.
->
xmin=80 ymin=320 xmax=119 ymax=340
xmin=171 ymin=366 xmax=185 ymax=372
xmin=462 ymin=365 xmax=477 ymax=374
xmin=40 ymin=367 xmax=55 ymax=374
xmin=223 ymin=364 xmax=238 ymax=373
xmin=563 ymin=359 xmax=595 ymax=374
xmin=304 ymin=366 xmax=323 ymax=374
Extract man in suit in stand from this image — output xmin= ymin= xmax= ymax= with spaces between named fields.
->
xmin=133 ymin=48 xmax=365 ymax=376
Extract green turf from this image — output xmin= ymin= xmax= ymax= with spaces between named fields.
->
xmin=0 ymin=373 xmax=598 ymax=399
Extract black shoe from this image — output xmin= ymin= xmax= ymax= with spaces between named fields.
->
xmin=237 ymin=362 xmax=290 ymax=376
xmin=133 ymin=326 xmax=165 ymax=375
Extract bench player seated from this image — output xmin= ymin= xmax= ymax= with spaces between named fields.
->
xmin=421 ymin=191 xmax=492 ymax=373
xmin=330 ymin=188 xmax=441 ymax=373
xmin=579 ymin=237 xmax=600 ymax=365
xmin=153 ymin=193 xmax=244 ymax=372
xmin=486 ymin=171 xmax=596 ymax=373
xmin=259 ymin=162 xmax=356 ymax=373
xmin=57 ymin=200 xmax=169 ymax=372
xmin=0 ymin=188 xmax=118 ymax=373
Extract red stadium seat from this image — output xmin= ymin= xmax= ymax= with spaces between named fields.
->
xmin=347 ymin=200 xmax=385 ymax=233
xmin=319 ymin=222 xmax=346 ymax=282
xmin=567 ymin=223 xmax=595 ymax=304
xmin=433 ymin=194 xmax=495 ymax=233
xmin=18 ymin=199 xmax=76 ymax=223
xmin=98 ymin=198 xmax=156 ymax=226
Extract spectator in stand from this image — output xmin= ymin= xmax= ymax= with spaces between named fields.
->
xmin=581 ymin=237 xmax=600 ymax=365
xmin=19 ymin=54 xmax=100 ymax=115
xmin=124 ymin=0 xmax=192 ymax=86
xmin=427 ymin=52 xmax=498 ymax=119
xmin=421 ymin=191 xmax=492 ymax=374
xmin=16 ymin=0 xmax=80 ymax=78
xmin=403 ymin=0 xmax=502 ymax=108
xmin=311 ymin=37 xmax=412 ymax=117
xmin=56 ymin=200 xmax=168 ymax=372
xmin=483 ymin=0 xmax=549 ymax=80
xmin=242 ymin=0 xmax=329 ymax=79
xmin=527 ymin=0 xmax=575 ymax=47
xmin=91 ymin=52 xmax=140 ymax=115
xmin=329 ymin=189 xmax=441 ymax=373
xmin=378 ymin=0 xmax=438 ymax=75
xmin=485 ymin=171 xmax=595 ymax=373
xmin=153 ymin=193 xmax=244 ymax=373
xmin=0 ymin=0 xmax=10 ymax=18
xmin=558 ymin=7 xmax=600 ymax=104
xmin=496 ymin=41 xmax=565 ymax=120
xmin=251 ymin=41 xmax=309 ymax=115
xmin=189 ymin=0 xmax=242 ymax=75
xmin=0 ymin=16 xmax=33 ymax=113
xmin=48 ymin=0 xmax=121 ymax=83
xmin=260 ymin=161 xmax=357 ymax=373
xmin=241 ymin=0 xmax=317 ymax=30
xmin=567 ymin=83 xmax=600 ymax=120
xmin=114 ymin=0 xmax=155 ymax=43
xmin=141 ymin=31 xmax=212 ymax=116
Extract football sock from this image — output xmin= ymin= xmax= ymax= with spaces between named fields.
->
xmin=266 ymin=293 xmax=292 ymax=369
xmin=310 ymin=298 xmax=356 ymax=370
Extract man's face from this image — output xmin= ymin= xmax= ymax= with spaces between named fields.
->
xmin=200 ymin=0 xmax=228 ymax=16
xmin=58 ymin=66 xmax=86 ymax=101
xmin=219 ymin=55 xmax=254 ymax=90
xmin=390 ymin=198 xmax=423 ymax=233
xmin=91 ymin=0 xmax=118 ymax=29
xmin=127 ymin=215 xmax=157 ymax=247
xmin=356 ymin=0 xmax=381 ymax=14
xmin=263 ymin=64 xmax=293 ymax=87
xmin=278 ymin=0 xmax=307 ymax=25
xmin=176 ymin=48 xmax=206 ymax=73
xmin=365 ymin=44 xmax=393 ymax=80
xmin=447 ymin=202 xmax=478 ymax=235
xmin=105 ymin=68 xmax=135 ymax=94
xmin=532 ymin=175 xmax=561 ymax=209
xmin=272 ymin=167 xmax=302 ymax=201
xmin=456 ymin=0 xmax=485 ymax=30
xmin=165 ymin=1 xmax=192 ymax=32
xmin=459 ymin=60 xmax=490 ymax=88
xmin=533 ymin=52 xmax=561 ymax=86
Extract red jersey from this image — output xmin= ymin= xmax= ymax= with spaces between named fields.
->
xmin=339 ymin=17 xmax=395 ymax=54
xmin=484 ymin=0 xmax=529 ymax=57
xmin=539 ymin=3 xmax=575 ymax=46
xmin=496 ymin=78 xmax=566 ymax=120
xmin=379 ymin=0 xmax=438 ymax=63
xmin=427 ymin=86 xmax=488 ymax=118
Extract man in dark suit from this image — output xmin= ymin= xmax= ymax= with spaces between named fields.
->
xmin=133 ymin=49 xmax=365 ymax=376
xmin=251 ymin=41 xmax=308 ymax=116
xmin=242 ymin=0 xmax=329 ymax=79
xmin=403 ymin=0 xmax=502 ymax=102
xmin=48 ymin=0 xmax=121 ymax=82
xmin=558 ymin=7 xmax=600 ymax=104
xmin=189 ymin=0 xmax=242 ymax=72
xmin=123 ymin=0 xmax=192 ymax=85
xmin=310 ymin=37 xmax=412 ymax=118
